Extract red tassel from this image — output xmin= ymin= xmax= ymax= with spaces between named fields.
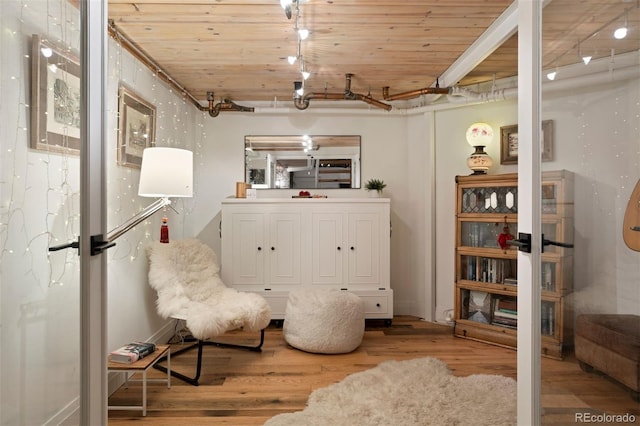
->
xmin=160 ymin=216 xmax=169 ymax=243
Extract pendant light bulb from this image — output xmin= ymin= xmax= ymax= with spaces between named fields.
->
xmin=614 ymin=26 xmax=628 ymax=39
xmin=287 ymin=55 xmax=297 ymax=65
xmin=302 ymin=70 xmax=310 ymax=80
xmin=614 ymin=12 xmax=628 ymax=39
xmin=298 ymin=29 xmax=309 ymax=40
xmin=546 ymin=71 xmax=557 ymax=81
xmin=582 ymin=55 xmax=592 ymax=65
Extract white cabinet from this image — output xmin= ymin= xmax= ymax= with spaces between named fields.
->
xmin=221 ymin=198 xmax=392 ymax=321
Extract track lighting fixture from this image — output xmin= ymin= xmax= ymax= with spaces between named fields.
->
xmin=578 ymin=42 xmax=592 ymax=65
xmin=283 ymin=0 xmax=312 ymax=83
xmin=280 ymin=0 xmax=293 ymax=19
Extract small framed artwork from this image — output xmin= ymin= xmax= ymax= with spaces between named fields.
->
xmin=30 ymin=34 xmax=81 ymax=155
xmin=500 ymin=120 xmax=554 ymax=165
xmin=117 ymin=85 xmax=156 ymax=168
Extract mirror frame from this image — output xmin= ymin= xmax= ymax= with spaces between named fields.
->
xmin=244 ymin=135 xmax=361 ymax=189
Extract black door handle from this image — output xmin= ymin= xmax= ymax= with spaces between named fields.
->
xmin=507 ymin=233 xmax=574 ymax=253
xmin=542 ymin=234 xmax=574 ymax=252
xmin=506 ymin=233 xmax=531 ymax=253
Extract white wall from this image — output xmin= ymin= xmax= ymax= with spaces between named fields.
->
xmin=192 ymin=112 xmax=429 ymax=314
xmin=104 ymin=39 xmax=201 ymax=387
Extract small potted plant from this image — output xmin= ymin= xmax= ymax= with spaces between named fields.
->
xmin=365 ymin=178 xmax=386 ymax=197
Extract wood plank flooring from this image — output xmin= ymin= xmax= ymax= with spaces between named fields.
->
xmin=108 ymin=316 xmax=640 ymax=425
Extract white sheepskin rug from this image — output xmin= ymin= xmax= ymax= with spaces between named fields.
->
xmin=146 ymin=239 xmax=271 ymax=340
xmin=265 ymin=357 xmax=517 ymax=426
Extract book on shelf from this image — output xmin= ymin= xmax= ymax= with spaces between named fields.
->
xmin=494 ymin=308 xmax=518 ymax=320
xmin=503 ymin=277 xmax=518 ymax=286
xmin=492 ymin=316 xmax=518 ymax=328
xmin=109 ymin=341 xmax=157 ymax=364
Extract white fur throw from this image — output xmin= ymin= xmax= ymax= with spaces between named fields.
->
xmin=283 ymin=289 xmax=364 ymax=354
xmin=146 ymin=239 xmax=271 ymax=340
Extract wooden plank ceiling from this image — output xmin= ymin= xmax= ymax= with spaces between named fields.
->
xmin=107 ymin=0 xmax=639 ymax=105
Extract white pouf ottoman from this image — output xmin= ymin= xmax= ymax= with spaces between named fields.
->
xmin=283 ymin=289 xmax=365 ymax=354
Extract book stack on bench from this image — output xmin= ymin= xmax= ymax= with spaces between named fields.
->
xmin=109 ymin=342 xmax=157 ymax=364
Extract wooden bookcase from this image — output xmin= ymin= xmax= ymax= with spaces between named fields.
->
xmin=453 ymin=171 xmax=574 ymax=359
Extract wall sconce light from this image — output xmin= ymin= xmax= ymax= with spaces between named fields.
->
xmin=466 ymin=122 xmax=494 ymax=175
xmin=49 ymin=146 xmax=193 ymax=255
xmin=107 ymin=147 xmax=193 ymax=245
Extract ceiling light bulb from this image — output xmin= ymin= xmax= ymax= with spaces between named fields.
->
xmin=280 ymin=0 xmax=293 ymax=9
xmin=40 ymin=47 xmax=53 ymax=58
xmin=546 ymin=71 xmax=557 ymax=81
xmin=614 ymin=12 xmax=628 ymax=40
xmin=287 ymin=55 xmax=297 ymax=65
xmin=614 ymin=26 xmax=627 ymax=39
xmin=293 ymin=81 xmax=304 ymax=99
xmin=302 ymin=71 xmax=310 ymax=80
xmin=47 ymin=63 xmax=58 ymax=73
xmin=582 ymin=56 xmax=592 ymax=65
xmin=298 ymin=29 xmax=309 ymax=40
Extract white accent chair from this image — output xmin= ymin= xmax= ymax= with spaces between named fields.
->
xmin=146 ymin=238 xmax=271 ymax=385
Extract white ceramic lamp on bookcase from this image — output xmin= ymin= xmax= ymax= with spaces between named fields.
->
xmin=466 ymin=122 xmax=494 ymax=174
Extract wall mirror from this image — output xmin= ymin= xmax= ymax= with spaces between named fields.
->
xmin=244 ymin=135 xmax=361 ymax=189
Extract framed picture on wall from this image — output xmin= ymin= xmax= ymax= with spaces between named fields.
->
xmin=500 ymin=120 xmax=554 ymax=165
xmin=30 ymin=34 xmax=81 ymax=155
xmin=117 ymin=85 xmax=156 ymax=168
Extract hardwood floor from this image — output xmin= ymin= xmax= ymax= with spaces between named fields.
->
xmin=108 ymin=316 xmax=639 ymax=425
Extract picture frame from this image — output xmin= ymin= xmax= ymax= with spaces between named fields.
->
xmin=500 ymin=120 xmax=554 ymax=165
xmin=117 ymin=85 xmax=156 ymax=168
xmin=30 ymin=34 xmax=81 ymax=155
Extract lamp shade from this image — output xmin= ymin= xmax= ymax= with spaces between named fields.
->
xmin=466 ymin=122 xmax=494 ymax=147
xmin=138 ymin=147 xmax=193 ymax=198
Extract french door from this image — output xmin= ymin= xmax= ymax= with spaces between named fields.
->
xmin=1 ymin=1 xmax=108 ymax=424
xmin=520 ymin=1 xmax=640 ymax=423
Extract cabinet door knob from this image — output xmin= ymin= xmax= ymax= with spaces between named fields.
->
xmin=337 ymin=246 xmax=341 ymax=251
xmin=257 ymin=246 xmax=262 ymax=251
xmin=350 ymin=246 xmax=355 ymax=250
xmin=271 ymin=246 xmax=275 ymax=251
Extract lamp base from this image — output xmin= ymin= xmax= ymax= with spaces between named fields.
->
xmin=467 ymin=145 xmax=493 ymax=175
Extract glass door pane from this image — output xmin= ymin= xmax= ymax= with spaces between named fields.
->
xmin=541 ymin=1 xmax=640 ymax=423
xmin=1 ymin=2 xmax=82 ymax=424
